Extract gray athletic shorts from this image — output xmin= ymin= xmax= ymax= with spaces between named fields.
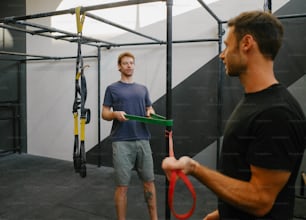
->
xmin=112 ymin=140 xmax=155 ymax=186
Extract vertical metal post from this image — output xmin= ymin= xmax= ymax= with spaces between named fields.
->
xmin=19 ymin=60 xmax=27 ymax=153
xmin=166 ymin=1 xmax=172 ymax=119
xmin=97 ymin=47 xmax=102 ymax=167
xmin=216 ymin=22 xmax=224 ymax=170
xmin=166 ymin=0 xmax=173 ymax=219
xmin=264 ymin=0 xmax=272 ymax=13
xmin=197 ymin=0 xmax=223 ymax=170
xmin=16 ymin=61 xmax=22 ymax=153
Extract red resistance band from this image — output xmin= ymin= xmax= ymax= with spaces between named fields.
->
xmin=166 ymin=130 xmax=196 ymax=219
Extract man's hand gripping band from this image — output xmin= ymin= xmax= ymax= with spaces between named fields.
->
xmin=166 ymin=130 xmax=196 ymax=220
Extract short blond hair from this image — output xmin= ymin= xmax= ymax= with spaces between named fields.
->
xmin=117 ymin=52 xmax=135 ymax=65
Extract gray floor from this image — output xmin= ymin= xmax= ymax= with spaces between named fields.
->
xmin=1 ymin=153 xmax=305 ymax=220
xmin=0 ymin=153 xmax=217 ymax=220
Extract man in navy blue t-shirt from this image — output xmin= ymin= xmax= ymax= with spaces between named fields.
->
xmin=102 ymin=52 xmax=158 ymax=220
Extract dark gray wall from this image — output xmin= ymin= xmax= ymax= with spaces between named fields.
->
xmin=0 ymin=0 xmax=26 ymax=153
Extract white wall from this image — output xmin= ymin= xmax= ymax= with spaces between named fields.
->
xmin=26 ymin=0 xmax=289 ymax=161
xmin=26 ymin=0 xmax=99 ymax=160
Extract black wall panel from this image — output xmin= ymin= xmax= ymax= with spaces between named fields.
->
xmin=0 ymin=0 xmax=26 ymax=153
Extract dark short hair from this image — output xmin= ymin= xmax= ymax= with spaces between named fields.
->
xmin=117 ymin=52 xmax=135 ymax=65
xmin=228 ymin=10 xmax=284 ymax=60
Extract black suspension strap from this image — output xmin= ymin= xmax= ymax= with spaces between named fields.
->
xmin=73 ymin=7 xmax=91 ymax=178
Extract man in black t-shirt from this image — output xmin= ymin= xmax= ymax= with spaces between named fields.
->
xmin=162 ymin=11 xmax=306 ymax=220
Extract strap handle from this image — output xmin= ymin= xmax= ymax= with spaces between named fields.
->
xmin=75 ymin=7 xmax=86 ymax=34
xmin=167 ymin=131 xmax=196 ymax=219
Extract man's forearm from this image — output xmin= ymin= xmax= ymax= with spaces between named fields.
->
xmin=190 ymin=161 xmax=274 ymax=217
xmin=102 ymin=110 xmax=115 ymax=121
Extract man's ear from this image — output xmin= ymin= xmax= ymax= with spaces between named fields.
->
xmin=241 ymin=34 xmax=255 ymax=51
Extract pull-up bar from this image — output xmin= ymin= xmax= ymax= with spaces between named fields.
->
xmin=9 ymin=20 xmax=115 ymax=46
xmin=0 ymin=51 xmax=63 ymax=60
xmin=99 ymin=38 xmax=219 ymax=48
xmin=0 ymin=51 xmax=97 ymax=61
xmin=0 ymin=0 xmax=165 ymax=23
xmin=0 ymin=0 xmax=223 ymax=49
xmin=0 ymin=1 xmax=168 ymax=48
xmin=277 ymin=13 xmax=306 ymax=20
xmin=197 ymin=0 xmax=222 ymax=23
xmin=86 ymin=12 xmax=165 ymax=44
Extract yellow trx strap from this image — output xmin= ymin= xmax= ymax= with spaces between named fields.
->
xmin=75 ymin=6 xmax=86 ymax=34
xmin=73 ymin=6 xmax=89 ymax=178
xmin=76 ymin=72 xmax=81 ymax=80
xmin=80 ymin=118 xmax=86 ymax=142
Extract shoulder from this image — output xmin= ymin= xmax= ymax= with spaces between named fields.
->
xmin=258 ymin=106 xmax=301 ymax=121
xmin=133 ymin=82 xmax=146 ymax=87
xmin=106 ymin=81 xmax=121 ymax=90
xmin=254 ymin=106 xmax=306 ymax=139
xmin=109 ymin=81 xmax=121 ymax=87
xmin=133 ymin=82 xmax=149 ymax=91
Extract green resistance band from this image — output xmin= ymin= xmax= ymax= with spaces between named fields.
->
xmin=125 ymin=113 xmax=173 ymax=126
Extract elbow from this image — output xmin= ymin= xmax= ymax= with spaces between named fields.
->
xmin=252 ymin=207 xmax=272 ymax=217
xmin=101 ymin=113 xmax=109 ymax=121
xmin=102 ymin=112 xmax=113 ymax=121
xmin=250 ymin=199 xmax=274 ymax=217
xmin=102 ymin=116 xmax=111 ymax=121
xmin=101 ymin=113 xmax=106 ymax=120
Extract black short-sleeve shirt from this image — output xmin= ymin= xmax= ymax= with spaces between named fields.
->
xmin=219 ymin=84 xmax=306 ymax=219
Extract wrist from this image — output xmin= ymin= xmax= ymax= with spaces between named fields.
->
xmin=112 ymin=111 xmax=117 ymax=120
xmin=189 ymin=160 xmax=199 ymax=176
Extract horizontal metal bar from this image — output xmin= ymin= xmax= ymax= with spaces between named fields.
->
xmin=32 ymin=29 xmax=50 ymax=34
xmin=0 ymin=51 xmax=57 ymax=59
xmin=52 ymin=34 xmax=72 ymax=40
xmin=197 ymin=0 xmax=221 ymax=23
xmin=86 ymin=12 xmax=164 ymax=43
xmin=0 ymin=0 xmax=165 ymax=22
xmin=25 ymin=55 xmax=98 ymax=61
xmin=0 ymin=23 xmax=31 ymax=34
xmin=0 ymin=23 xmax=105 ymax=47
xmin=98 ymin=38 xmax=219 ymax=48
xmin=0 ymin=51 xmax=97 ymax=61
xmin=0 ymin=9 xmax=75 ymax=22
xmin=221 ymin=13 xmax=306 ymax=24
xmin=13 ymin=20 xmax=115 ymax=45
xmin=173 ymin=38 xmax=219 ymax=43
xmin=277 ymin=13 xmax=306 ymax=20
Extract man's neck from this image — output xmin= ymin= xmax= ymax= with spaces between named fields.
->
xmin=120 ymin=76 xmax=133 ymax=84
xmin=241 ymin=59 xmax=278 ymax=93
